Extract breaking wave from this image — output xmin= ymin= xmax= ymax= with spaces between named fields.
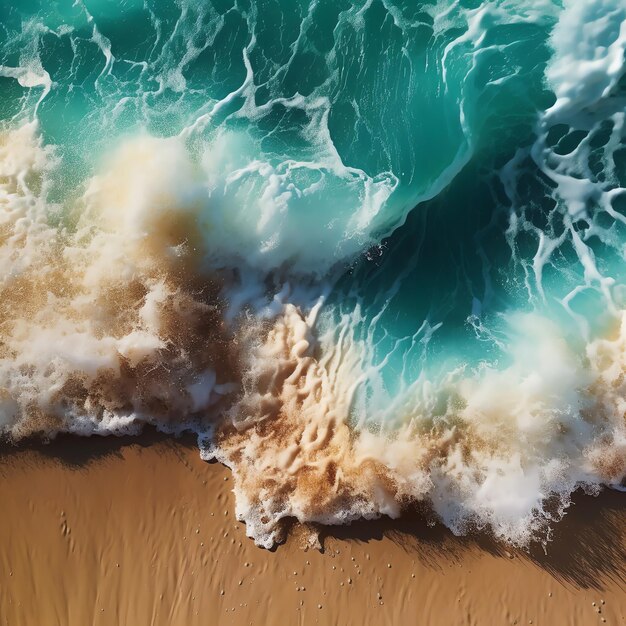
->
xmin=0 ymin=0 xmax=624 ymax=547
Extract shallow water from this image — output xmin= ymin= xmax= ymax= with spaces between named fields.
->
xmin=0 ymin=0 xmax=625 ymax=547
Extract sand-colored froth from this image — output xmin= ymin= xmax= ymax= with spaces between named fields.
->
xmin=0 ymin=432 xmax=624 ymax=626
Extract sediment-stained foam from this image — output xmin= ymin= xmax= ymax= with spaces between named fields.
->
xmin=0 ymin=125 xmax=237 ymax=438
xmin=202 ymin=303 xmax=626 ymax=548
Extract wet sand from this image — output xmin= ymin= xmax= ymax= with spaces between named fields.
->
xmin=0 ymin=430 xmax=624 ymax=626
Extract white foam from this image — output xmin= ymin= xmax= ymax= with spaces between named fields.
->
xmin=547 ymin=0 xmax=626 ymax=119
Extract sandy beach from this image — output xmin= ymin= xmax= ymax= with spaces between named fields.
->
xmin=0 ymin=430 xmax=623 ymax=626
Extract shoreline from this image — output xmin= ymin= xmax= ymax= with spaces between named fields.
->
xmin=1 ymin=429 xmax=624 ymax=625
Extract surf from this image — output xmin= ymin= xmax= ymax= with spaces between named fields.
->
xmin=0 ymin=0 xmax=624 ymax=548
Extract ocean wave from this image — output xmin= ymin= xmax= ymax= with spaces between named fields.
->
xmin=0 ymin=0 xmax=624 ymax=548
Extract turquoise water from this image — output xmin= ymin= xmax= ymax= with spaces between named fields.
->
xmin=1 ymin=0 xmax=625 ymax=547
